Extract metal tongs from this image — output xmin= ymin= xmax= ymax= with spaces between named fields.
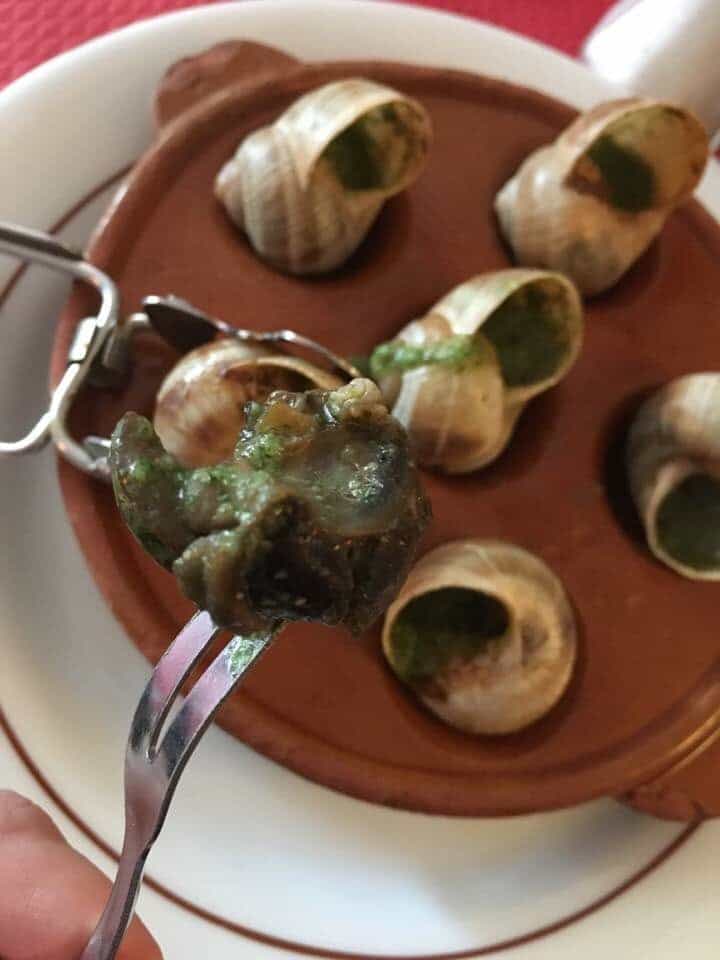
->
xmin=0 ymin=221 xmax=360 ymax=959
xmin=0 ymin=221 xmax=358 ymax=480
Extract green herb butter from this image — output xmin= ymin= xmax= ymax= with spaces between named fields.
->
xmin=390 ymin=587 xmax=509 ymax=686
xmin=585 ymin=134 xmax=655 ymax=212
xmin=370 ymin=334 xmax=483 ymax=378
xmin=657 ymin=473 xmax=720 ymax=570
xmin=482 ymin=285 xmax=570 ymax=388
xmin=323 ymin=104 xmax=410 ymax=191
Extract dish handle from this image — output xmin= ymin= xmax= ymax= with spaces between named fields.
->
xmin=153 ymin=39 xmax=299 ymax=129
xmin=622 ymin=722 xmax=720 ymax=821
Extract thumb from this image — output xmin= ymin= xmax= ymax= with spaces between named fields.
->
xmin=0 ymin=790 xmax=162 ymax=960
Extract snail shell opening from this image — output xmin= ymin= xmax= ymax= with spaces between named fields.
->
xmin=628 ymin=373 xmax=720 ymax=579
xmin=431 ymin=268 xmax=583 ymax=404
xmin=653 ymin=467 xmax=720 ymax=577
xmin=154 ymin=339 xmax=341 ymax=467
xmin=564 ymin=101 xmax=708 ymax=212
xmin=382 ymin=539 xmax=577 ymax=734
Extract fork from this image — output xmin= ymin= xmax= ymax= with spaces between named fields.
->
xmin=80 ymin=611 xmax=273 ymax=960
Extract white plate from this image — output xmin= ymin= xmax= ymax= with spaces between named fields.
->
xmin=1 ymin=3 xmax=719 ymax=957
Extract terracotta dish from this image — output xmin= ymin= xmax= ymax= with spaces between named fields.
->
xmin=52 ymin=41 xmax=720 ymax=817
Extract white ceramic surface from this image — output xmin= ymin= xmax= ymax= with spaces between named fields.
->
xmin=1 ymin=3 xmax=719 ymax=958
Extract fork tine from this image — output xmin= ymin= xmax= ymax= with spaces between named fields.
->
xmin=128 ymin=609 xmax=220 ymax=758
xmin=155 ymin=631 xmax=272 ymax=786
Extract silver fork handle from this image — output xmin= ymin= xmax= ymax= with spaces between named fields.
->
xmin=80 ymin=618 xmax=273 ymax=960
xmin=79 ymin=837 xmax=149 ymax=960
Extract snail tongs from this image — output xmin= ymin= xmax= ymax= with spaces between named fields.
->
xmin=0 ymin=220 xmax=359 ymax=481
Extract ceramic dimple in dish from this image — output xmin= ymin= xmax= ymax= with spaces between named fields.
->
xmin=52 ymin=45 xmax=720 ymax=817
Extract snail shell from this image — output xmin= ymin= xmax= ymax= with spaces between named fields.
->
xmin=371 ymin=268 xmax=583 ymax=473
xmin=382 ymin=539 xmax=577 ymax=734
xmin=627 ymin=373 xmax=720 ymax=579
xmin=495 ymin=99 xmax=708 ymax=296
xmin=154 ymin=339 xmax=341 ymax=467
xmin=215 ymin=78 xmax=432 ymax=275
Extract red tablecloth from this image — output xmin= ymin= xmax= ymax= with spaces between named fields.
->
xmin=1 ymin=0 xmax=615 ymax=88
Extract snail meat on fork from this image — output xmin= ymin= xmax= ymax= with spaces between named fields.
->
xmin=369 ymin=269 xmax=583 ymax=473
xmin=382 ymin=539 xmax=577 ymax=734
xmin=215 ymin=78 xmax=432 ymax=274
xmin=495 ymin=99 xmax=708 ymax=295
xmin=111 ymin=379 xmax=430 ymax=634
xmin=627 ymin=373 xmax=720 ymax=579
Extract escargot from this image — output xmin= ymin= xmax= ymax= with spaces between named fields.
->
xmin=154 ymin=338 xmax=341 ymax=467
xmin=369 ymin=269 xmax=583 ymax=473
xmin=627 ymin=373 xmax=720 ymax=579
xmin=215 ymin=78 xmax=432 ymax=274
xmin=111 ymin=379 xmax=430 ymax=634
xmin=382 ymin=539 xmax=577 ymax=734
xmin=495 ymin=99 xmax=708 ymax=296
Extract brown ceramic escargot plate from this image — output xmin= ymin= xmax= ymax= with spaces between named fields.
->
xmin=53 ymin=41 xmax=720 ymax=817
